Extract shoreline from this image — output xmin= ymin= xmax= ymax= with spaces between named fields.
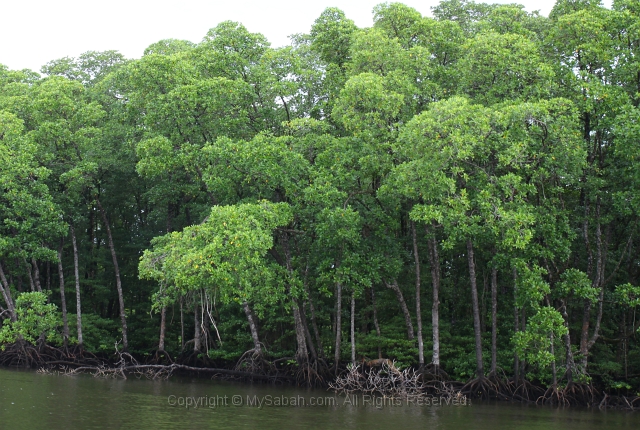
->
xmin=1 ymin=342 xmax=638 ymax=412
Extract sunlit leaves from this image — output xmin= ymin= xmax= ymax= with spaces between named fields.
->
xmin=139 ymin=201 xmax=293 ymax=312
xmin=333 ymin=73 xmax=403 ymax=138
xmin=513 ymin=306 xmax=567 ymax=368
xmin=0 ymin=110 xmax=64 ymax=260
xmin=556 ymin=268 xmax=598 ymax=302
xmin=0 ymin=292 xmax=62 ymax=348
xmin=458 ymin=31 xmax=554 ymax=105
xmin=615 ymin=283 xmax=640 ymax=308
xmin=310 ymin=8 xmax=357 ymax=67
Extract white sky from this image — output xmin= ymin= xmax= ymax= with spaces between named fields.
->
xmin=1 ymin=0 xmax=613 ymax=72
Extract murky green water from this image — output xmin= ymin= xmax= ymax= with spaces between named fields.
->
xmin=0 ymin=367 xmax=636 ymax=429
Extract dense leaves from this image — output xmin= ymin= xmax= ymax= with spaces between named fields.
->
xmin=0 ymin=1 xmax=638 ymax=396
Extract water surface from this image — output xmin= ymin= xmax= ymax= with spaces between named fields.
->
xmin=0 ymin=368 xmax=636 ymax=429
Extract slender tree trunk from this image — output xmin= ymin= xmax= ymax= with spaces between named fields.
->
xmin=550 ymin=331 xmax=557 ymax=386
xmin=371 ymin=286 xmax=382 ymax=359
xmin=334 ymin=282 xmax=342 ymax=374
xmin=159 ymin=306 xmax=166 ymax=351
xmin=58 ymin=238 xmax=69 ymax=347
xmin=281 ymin=233 xmax=308 ymax=364
xmin=583 ymin=206 xmax=607 ymax=369
xmin=293 ymin=301 xmax=309 ymax=364
xmin=411 ymin=221 xmax=424 ymax=368
xmin=96 ymin=198 xmax=128 ymax=351
xmin=426 ymin=223 xmax=441 ymax=368
xmin=304 ymin=281 xmax=324 ymax=358
xmin=579 ymin=305 xmax=592 ymax=367
xmin=31 ymin=258 xmax=42 ymax=293
xmin=159 ymin=208 xmax=172 ymax=352
xmin=560 ymin=300 xmax=576 ymax=383
xmin=467 ymin=239 xmax=484 ymax=379
xmin=623 ymin=311 xmax=628 ymax=380
xmin=25 ymin=258 xmax=36 ymax=292
xmin=194 ymin=304 xmax=202 ymax=352
xmin=0 ymin=262 xmax=16 ymax=322
xmin=490 ymin=266 xmax=498 ymax=376
xmin=242 ymin=301 xmax=262 ymax=354
xmin=520 ymin=306 xmax=527 ymax=376
xmin=70 ymin=225 xmax=83 ymax=348
xmin=586 ymin=287 xmax=605 ymax=360
xmin=513 ymin=268 xmax=519 ymax=383
xmin=385 ymin=279 xmax=414 ymax=340
xmin=579 ymin=197 xmax=596 ymax=369
xmin=180 ymin=297 xmax=185 ymax=351
xmin=350 ymin=291 xmax=356 ymax=365
xmin=299 ymin=301 xmax=318 ymax=361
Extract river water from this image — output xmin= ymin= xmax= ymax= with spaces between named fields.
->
xmin=0 ymin=367 xmax=636 ymax=429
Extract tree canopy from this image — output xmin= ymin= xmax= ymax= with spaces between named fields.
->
xmin=0 ymin=1 xmax=639 ymax=399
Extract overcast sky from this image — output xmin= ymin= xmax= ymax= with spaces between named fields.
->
xmin=1 ymin=0 xmax=613 ymax=72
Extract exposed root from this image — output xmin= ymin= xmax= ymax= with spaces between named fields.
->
xmin=461 ymin=376 xmax=496 ymax=400
xmin=150 ymin=349 xmax=173 ymax=365
xmin=234 ymin=348 xmax=271 ymax=375
xmin=295 ymin=360 xmax=326 ymax=388
xmin=537 ymin=384 xmax=571 ymax=407
xmin=3 ymin=340 xmax=638 ymax=410
xmin=420 ymin=363 xmax=450 ymax=382
xmin=561 ymin=381 xmax=597 ymax=406
xmin=330 ymin=361 xmax=469 ymax=404
xmin=507 ymin=377 xmax=545 ymax=402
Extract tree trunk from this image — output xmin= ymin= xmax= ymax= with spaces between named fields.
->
xmin=304 ymin=281 xmax=324 ymax=358
xmin=159 ymin=306 xmax=166 ymax=351
xmin=293 ymin=300 xmax=309 ymax=364
xmin=25 ymin=258 xmax=36 ymax=292
xmin=520 ymin=306 xmax=527 ymax=376
xmin=299 ymin=301 xmax=318 ymax=361
xmin=426 ymin=223 xmax=441 ymax=368
xmin=46 ymin=260 xmax=50 ymax=291
xmin=334 ymin=282 xmax=342 ymax=374
xmin=490 ymin=266 xmax=498 ymax=376
xmin=159 ymin=208 xmax=171 ymax=352
xmin=550 ymin=331 xmax=557 ymax=386
xmin=281 ymin=232 xmax=308 ymax=364
xmin=180 ymin=297 xmax=185 ymax=351
xmin=371 ymin=286 xmax=382 ymax=359
xmin=584 ymin=207 xmax=608 ymax=370
xmin=70 ymin=225 xmax=83 ymax=348
xmin=350 ymin=291 xmax=356 ymax=365
xmin=96 ymin=198 xmax=128 ymax=351
xmin=31 ymin=258 xmax=42 ymax=293
xmin=194 ymin=304 xmax=202 ymax=352
xmin=0 ymin=262 xmax=16 ymax=322
xmin=242 ymin=301 xmax=262 ymax=354
xmin=385 ymin=279 xmax=414 ymax=340
xmin=58 ymin=238 xmax=69 ymax=347
xmin=513 ymin=267 xmax=519 ymax=383
xmin=467 ymin=239 xmax=484 ymax=379
xmin=411 ymin=221 xmax=424 ymax=367
xmin=579 ymin=197 xmax=597 ymax=369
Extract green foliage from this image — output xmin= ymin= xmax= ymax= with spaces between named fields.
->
xmin=310 ymin=7 xmax=357 ymax=66
xmin=139 ymin=201 xmax=293 ymax=313
xmin=0 ymin=292 xmax=62 ymax=348
xmin=615 ymin=283 xmax=640 ymax=308
xmin=513 ymin=306 xmax=567 ymax=369
xmin=458 ymin=31 xmax=554 ymax=105
xmin=0 ymin=1 xmax=639 ymax=394
xmin=557 ymin=268 xmax=598 ymax=302
xmin=67 ymin=313 xmax=119 ymax=353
